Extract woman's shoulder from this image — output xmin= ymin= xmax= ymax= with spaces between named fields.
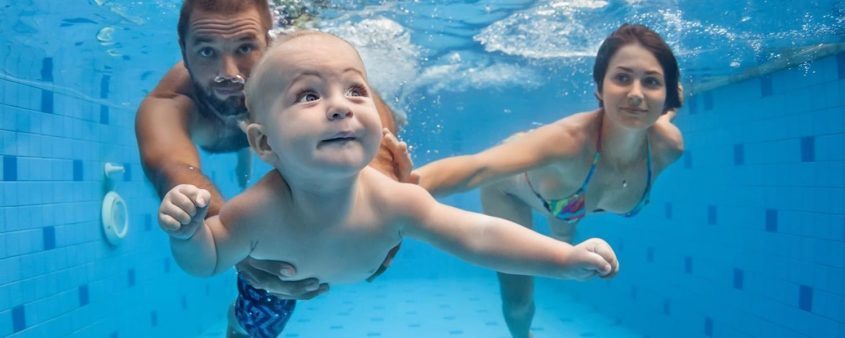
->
xmin=648 ymin=118 xmax=685 ymax=169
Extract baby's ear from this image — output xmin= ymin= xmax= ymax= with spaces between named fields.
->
xmin=246 ymin=123 xmax=277 ymax=164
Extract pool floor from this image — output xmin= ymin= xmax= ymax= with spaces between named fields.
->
xmin=198 ymin=276 xmax=640 ymax=338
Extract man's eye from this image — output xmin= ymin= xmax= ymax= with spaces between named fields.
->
xmin=237 ymin=45 xmax=254 ymax=55
xmin=198 ymin=47 xmax=215 ymax=57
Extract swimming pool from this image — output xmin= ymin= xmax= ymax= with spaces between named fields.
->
xmin=1 ymin=1 xmax=843 ymax=337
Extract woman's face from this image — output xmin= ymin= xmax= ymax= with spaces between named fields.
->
xmin=600 ymin=43 xmax=667 ymax=130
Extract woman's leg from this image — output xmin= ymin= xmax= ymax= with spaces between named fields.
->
xmin=481 ymin=184 xmax=536 ymax=338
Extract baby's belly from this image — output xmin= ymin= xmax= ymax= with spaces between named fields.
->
xmin=249 ymin=241 xmax=398 ymax=285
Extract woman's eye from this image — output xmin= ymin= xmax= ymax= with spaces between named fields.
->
xmin=198 ymin=47 xmax=215 ymax=58
xmin=345 ymin=85 xmax=367 ymax=97
xmin=296 ymin=91 xmax=319 ymax=103
xmin=614 ymin=73 xmax=631 ymax=83
xmin=644 ymin=77 xmax=663 ymax=88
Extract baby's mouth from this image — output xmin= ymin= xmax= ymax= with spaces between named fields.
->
xmin=319 ymin=131 xmax=358 ymax=146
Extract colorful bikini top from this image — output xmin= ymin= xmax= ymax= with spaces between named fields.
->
xmin=525 ymin=128 xmax=652 ymax=224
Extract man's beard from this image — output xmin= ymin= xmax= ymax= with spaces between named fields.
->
xmin=192 ymin=80 xmax=248 ymax=127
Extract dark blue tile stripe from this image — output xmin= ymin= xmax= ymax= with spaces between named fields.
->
xmin=100 ymin=75 xmax=110 ymax=98
xmin=799 ymin=285 xmax=813 ymax=311
xmin=100 ymin=105 xmax=109 ymax=125
xmin=733 ymin=269 xmax=744 ymax=290
xmin=12 ymin=305 xmax=25 ymax=332
xmin=766 ymin=209 xmax=778 ymax=232
xmin=684 ymin=151 xmax=692 ymax=169
xmin=733 ymin=144 xmax=744 ymax=165
xmin=801 ymin=136 xmax=815 ymax=162
xmin=708 ymin=205 xmax=717 ymax=225
xmin=837 ymin=52 xmax=845 ymax=79
xmin=704 ymin=317 xmax=713 ymax=337
xmin=79 ymin=285 xmax=89 ymax=306
xmin=41 ymin=58 xmax=53 ymax=82
xmin=4 ymin=156 xmax=17 ymax=181
xmin=41 ymin=90 xmax=54 ymax=114
xmin=128 ymin=269 xmax=136 ymax=287
xmin=73 ymin=160 xmax=83 ymax=181
xmin=43 ymin=226 xmax=55 ymax=250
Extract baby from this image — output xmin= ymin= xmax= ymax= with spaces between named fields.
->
xmin=158 ymin=31 xmax=619 ymax=338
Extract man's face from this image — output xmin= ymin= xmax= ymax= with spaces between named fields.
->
xmin=183 ymin=7 xmax=267 ymax=123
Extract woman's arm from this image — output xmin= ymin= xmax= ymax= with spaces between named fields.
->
xmin=416 ymin=121 xmax=583 ymax=197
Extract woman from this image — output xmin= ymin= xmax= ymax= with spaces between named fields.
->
xmin=414 ymin=24 xmax=685 ymax=338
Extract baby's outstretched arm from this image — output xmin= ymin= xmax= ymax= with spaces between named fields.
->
xmin=398 ymin=185 xmax=619 ymax=280
xmin=159 ymin=184 xmax=252 ymax=276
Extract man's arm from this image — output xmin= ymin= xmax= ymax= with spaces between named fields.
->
xmin=135 ymin=63 xmax=226 ymax=216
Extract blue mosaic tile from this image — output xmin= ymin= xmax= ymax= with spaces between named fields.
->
xmin=12 ymin=305 xmax=25 ymax=332
xmin=72 ymin=160 xmax=83 ymax=181
xmin=100 ymin=105 xmax=109 ymax=125
xmin=799 ymin=285 xmax=813 ymax=312
xmin=801 ymin=136 xmax=815 ymax=162
xmin=733 ymin=269 xmax=744 ymax=290
xmin=733 ymin=144 xmax=744 ymax=165
xmin=42 ymin=226 xmax=55 ymax=250
xmin=707 ymin=205 xmax=717 ymax=225
xmin=79 ymin=285 xmax=89 ymax=306
xmin=128 ymin=269 xmax=135 ymax=287
xmin=4 ymin=156 xmax=17 ymax=181
xmin=765 ymin=209 xmax=778 ymax=232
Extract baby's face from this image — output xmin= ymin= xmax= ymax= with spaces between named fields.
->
xmin=254 ymin=35 xmax=382 ymax=176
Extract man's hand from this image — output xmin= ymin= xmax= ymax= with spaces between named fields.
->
xmin=237 ymin=258 xmax=329 ymax=300
xmin=382 ymin=128 xmax=419 ymax=184
xmin=158 ymin=184 xmax=211 ymax=240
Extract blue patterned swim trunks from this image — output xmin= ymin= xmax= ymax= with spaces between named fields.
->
xmin=234 ymin=275 xmax=296 ymax=338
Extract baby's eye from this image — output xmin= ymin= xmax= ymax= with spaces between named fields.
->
xmin=345 ymin=85 xmax=367 ymax=97
xmin=296 ymin=91 xmax=320 ymax=103
xmin=198 ymin=47 xmax=215 ymax=58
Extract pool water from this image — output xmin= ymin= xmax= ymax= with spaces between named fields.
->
xmin=0 ymin=1 xmax=843 ymax=337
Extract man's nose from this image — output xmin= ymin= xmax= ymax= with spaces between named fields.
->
xmin=219 ymin=55 xmax=240 ymax=78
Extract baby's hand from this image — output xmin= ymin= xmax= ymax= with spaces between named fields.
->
xmin=564 ymin=238 xmax=619 ymax=280
xmin=158 ymin=184 xmax=211 ymax=240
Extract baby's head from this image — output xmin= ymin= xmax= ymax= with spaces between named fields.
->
xmin=244 ymin=31 xmax=382 ymax=177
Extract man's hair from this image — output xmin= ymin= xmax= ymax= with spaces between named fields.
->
xmin=177 ymin=0 xmax=273 ymax=48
